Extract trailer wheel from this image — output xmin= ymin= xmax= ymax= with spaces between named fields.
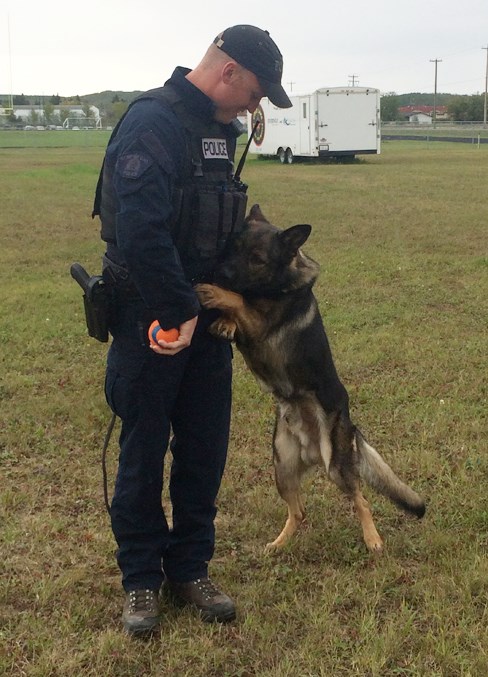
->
xmin=278 ymin=148 xmax=286 ymax=164
xmin=285 ymin=148 xmax=294 ymax=164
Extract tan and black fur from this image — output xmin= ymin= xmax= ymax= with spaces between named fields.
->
xmin=196 ymin=205 xmax=425 ymax=553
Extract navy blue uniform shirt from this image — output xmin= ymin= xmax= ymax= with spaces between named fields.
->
xmin=105 ymin=67 xmax=225 ymax=330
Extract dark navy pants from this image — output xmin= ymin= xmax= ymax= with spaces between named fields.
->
xmin=105 ymin=305 xmax=232 ymax=591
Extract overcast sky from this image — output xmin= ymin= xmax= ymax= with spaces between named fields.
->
xmin=2 ymin=1 xmax=488 ymax=99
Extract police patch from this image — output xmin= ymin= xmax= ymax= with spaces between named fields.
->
xmin=202 ymin=138 xmax=229 ymax=160
xmin=117 ymin=152 xmax=153 ymax=179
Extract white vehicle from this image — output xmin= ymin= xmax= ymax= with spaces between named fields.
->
xmin=248 ymin=87 xmax=380 ymax=163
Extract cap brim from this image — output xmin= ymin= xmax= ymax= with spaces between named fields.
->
xmin=259 ymin=78 xmax=292 ymax=108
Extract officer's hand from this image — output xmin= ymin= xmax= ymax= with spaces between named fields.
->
xmin=149 ymin=316 xmax=198 ymax=356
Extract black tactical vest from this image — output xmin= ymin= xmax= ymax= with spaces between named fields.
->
xmin=93 ymin=84 xmax=248 ymax=281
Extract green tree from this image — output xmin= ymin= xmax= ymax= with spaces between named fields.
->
xmin=104 ymin=100 xmax=129 ymax=126
xmin=60 ymin=108 xmax=70 ymax=125
xmin=43 ymin=101 xmax=55 ymax=124
xmin=81 ymin=102 xmax=93 ymax=125
xmin=466 ymin=95 xmax=484 ymax=120
xmin=380 ymin=93 xmax=400 ymax=121
xmin=13 ymin=93 xmax=29 ymax=105
xmin=27 ymin=108 xmax=39 ymax=125
xmin=448 ymin=94 xmax=484 ymax=121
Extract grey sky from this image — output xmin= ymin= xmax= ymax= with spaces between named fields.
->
xmin=2 ymin=0 xmax=487 ymax=98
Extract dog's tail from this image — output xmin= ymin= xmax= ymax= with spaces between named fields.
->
xmin=355 ymin=429 xmax=425 ymax=518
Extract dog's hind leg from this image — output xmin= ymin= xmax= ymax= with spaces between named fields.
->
xmin=327 ymin=413 xmax=384 ymax=553
xmin=328 ymin=467 xmax=384 ymax=553
xmin=265 ymin=415 xmax=307 ymax=553
xmin=352 ymin=489 xmax=383 ymax=553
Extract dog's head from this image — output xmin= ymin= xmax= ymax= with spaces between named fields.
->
xmin=215 ymin=204 xmax=319 ymax=295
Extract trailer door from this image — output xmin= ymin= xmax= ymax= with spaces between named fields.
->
xmin=299 ymin=96 xmax=312 ymax=155
xmin=317 ymin=89 xmax=378 ymax=154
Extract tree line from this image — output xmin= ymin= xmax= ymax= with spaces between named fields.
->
xmin=381 ymin=93 xmax=486 ymax=122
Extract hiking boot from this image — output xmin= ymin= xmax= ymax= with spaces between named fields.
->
xmin=165 ymin=577 xmax=236 ymax=623
xmin=122 ymin=589 xmax=160 ymax=636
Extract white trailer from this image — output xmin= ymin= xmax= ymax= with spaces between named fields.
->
xmin=248 ymin=87 xmax=381 ymax=163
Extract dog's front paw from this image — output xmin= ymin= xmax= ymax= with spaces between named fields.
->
xmin=209 ymin=318 xmax=237 ymax=341
xmin=195 ymin=283 xmax=244 ymax=312
xmin=195 ymin=283 xmax=219 ymax=309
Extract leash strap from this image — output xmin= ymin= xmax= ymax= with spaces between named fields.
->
xmin=234 ymin=119 xmax=260 ymax=184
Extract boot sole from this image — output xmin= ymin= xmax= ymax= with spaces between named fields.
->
xmin=123 ymin=617 xmax=160 ymax=637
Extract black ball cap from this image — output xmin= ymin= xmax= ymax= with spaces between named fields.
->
xmin=214 ymin=25 xmax=292 ymax=108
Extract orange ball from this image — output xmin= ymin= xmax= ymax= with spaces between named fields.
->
xmin=148 ymin=320 xmax=179 ymax=346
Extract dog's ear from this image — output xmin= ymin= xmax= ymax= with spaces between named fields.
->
xmin=279 ymin=224 xmax=312 ymax=259
xmin=246 ymin=204 xmax=268 ymax=224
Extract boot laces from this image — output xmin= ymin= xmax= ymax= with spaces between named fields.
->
xmin=128 ymin=589 xmax=156 ymax=612
xmin=194 ymin=578 xmax=220 ymax=601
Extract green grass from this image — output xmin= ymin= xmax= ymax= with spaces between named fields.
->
xmin=1 ymin=140 xmax=487 ymax=676
xmin=381 ymin=125 xmax=488 ymax=142
xmin=0 ymin=129 xmax=112 ymax=148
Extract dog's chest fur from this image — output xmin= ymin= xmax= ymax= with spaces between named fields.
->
xmin=235 ymin=294 xmax=320 ymax=400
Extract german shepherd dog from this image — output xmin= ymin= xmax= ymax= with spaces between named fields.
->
xmin=196 ymin=205 xmax=425 ymax=553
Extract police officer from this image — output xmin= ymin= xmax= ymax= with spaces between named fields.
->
xmin=93 ymin=25 xmax=292 ymax=636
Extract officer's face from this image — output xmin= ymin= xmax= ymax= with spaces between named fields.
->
xmin=215 ymin=65 xmax=265 ymax=123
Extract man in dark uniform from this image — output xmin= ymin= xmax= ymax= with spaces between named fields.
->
xmin=93 ymin=25 xmax=291 ymax=636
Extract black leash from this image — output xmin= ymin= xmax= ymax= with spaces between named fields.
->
xmin=101 ymin=412 xmax=117 ymax=515
xmin=234 ymin=119 xmax=260 ymax=184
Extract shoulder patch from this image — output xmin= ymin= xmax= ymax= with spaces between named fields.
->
xmin=117 ymin=152 xmax=153 ymax=179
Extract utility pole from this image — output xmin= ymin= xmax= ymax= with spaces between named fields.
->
xmin=430 ymin=58 xmax=442 ymax=127
xmin=288 ymin=81 xmax=295 ymax=92
xmin=348 ymin=74 xmax=359 ymax=87
xmin=7 ymin=12 xmax=14 ymax=112
xmin=483 ymin=46 xmax=488 ymax=128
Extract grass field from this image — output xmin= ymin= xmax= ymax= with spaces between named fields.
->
xmin=381 ymin=124 xmax=488 ymax=142
xmin=1 ymin=138 xmax=487 ymax=676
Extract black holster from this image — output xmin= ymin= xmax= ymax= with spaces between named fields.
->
xmin=70 ymin=262 xmax=112 ymax=342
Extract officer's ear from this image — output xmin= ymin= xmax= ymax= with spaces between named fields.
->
xmin=221 ymin=61 xmax=240 ymax=86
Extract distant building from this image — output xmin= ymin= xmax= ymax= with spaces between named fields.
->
xmin=0 ymin=103 xmax=101 ymax=128
xmin=398 ymin=105 xmax=449 ymax=124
